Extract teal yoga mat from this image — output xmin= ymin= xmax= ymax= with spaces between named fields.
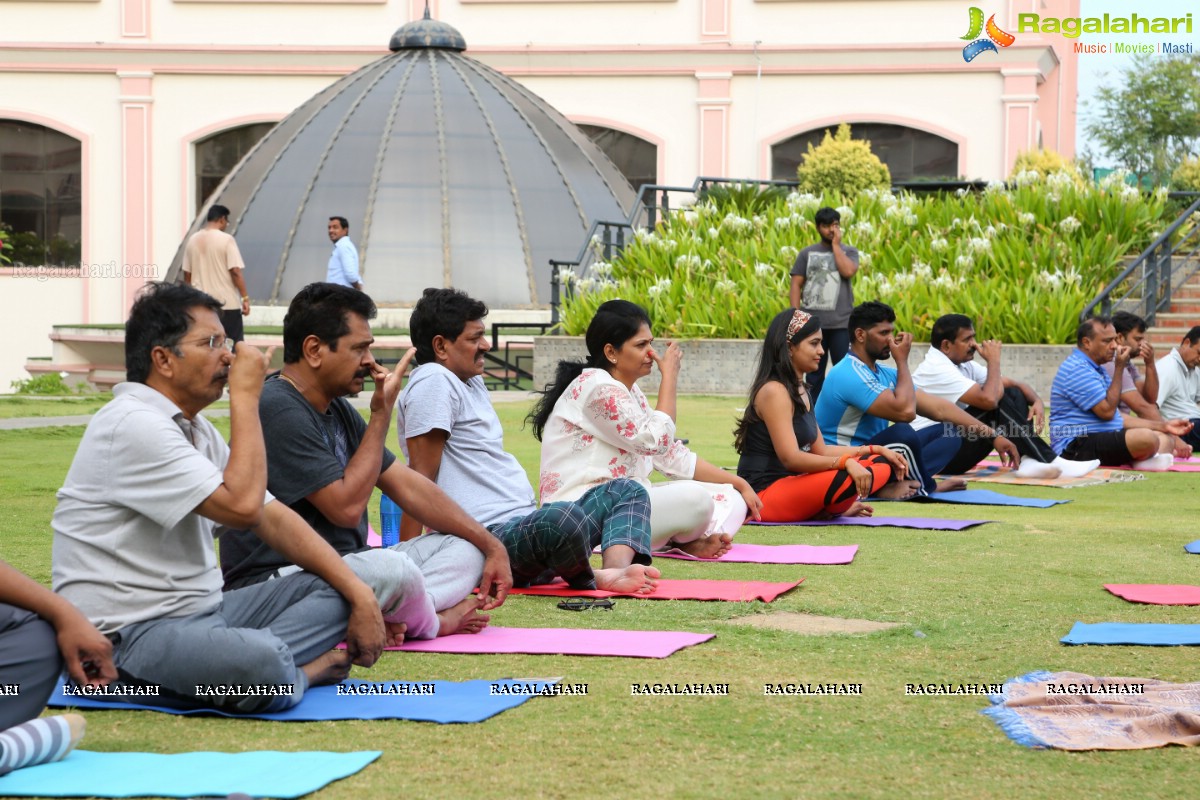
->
xmin=47 ymin=678 xmax=558 ymax=723
xmin=0 ymin=749 xmax=379 ymax=798
xmin=1062 ymin=622 xmax=1200 ymax=646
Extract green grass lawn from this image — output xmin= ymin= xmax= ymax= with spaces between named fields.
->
xmin=2 ymin=397 xmax=1200 ymax=798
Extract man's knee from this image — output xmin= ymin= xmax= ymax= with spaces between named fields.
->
xmin=1125 ymin=429 xmax=1159 ymax=459
xmin=344 ymin=549 xmax=423 ymax=606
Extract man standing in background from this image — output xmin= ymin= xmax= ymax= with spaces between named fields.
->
xmin=790 ymin=206 xmax=860 ymax=399
xmin=182 ymin=204 xmax=250 ymax=342
xmin=327 ymin=217 xmax=362 ymax=290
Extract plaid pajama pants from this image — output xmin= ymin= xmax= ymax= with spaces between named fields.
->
xmin=488 ymin=478 xmax=652 ymax=590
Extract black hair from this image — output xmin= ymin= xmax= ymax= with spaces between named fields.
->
xmin=282 ymin=282 xmax=377 ymax=364
xmin=408 ymin=287 xmax=489 ymax=365
xmin=329 ymin=216 xmax=349 ymax=232
xmin=1184 ymin=326 xmax=1200 ymax=346
xmin=930 ymin=313 xmax=974 ymax=351
xmin=814 ymin=206 xmax=841 ymax=227
xmin=1076 ymin=316 xmax=1112 ymax=345
xmin=206 ymin=205 xmax=230 ymax=223
xmin=528 ymin=299 xmax=651 ymax=441
xmin=848 ymin=301 xmax=895 ymax=338
xmin=125 ymin=282 xmax=223 ymax=383
xmin=733 ymin=308 xmax=820 ymax=454
xmin=1111 ymin=310 xmax=1147 ymax=336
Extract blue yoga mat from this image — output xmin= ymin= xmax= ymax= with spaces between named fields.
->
xmin=913 ymin=489 xmax=1068 ymax=508
xmin=0 ymin=749 xmax=379 ymax=798
xmin=1062 ymin=622 xmax=1200 ymax=646
xmin=1185 ymin=540 xmax=1200 ymax=554
xmin=47 ymin=678 xmax=559 ymax=723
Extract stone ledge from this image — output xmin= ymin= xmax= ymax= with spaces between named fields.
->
xmin=534 ymin=336 xmax=1076 ymax=399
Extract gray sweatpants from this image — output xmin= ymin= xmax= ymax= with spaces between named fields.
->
xmin=277 ymin=533 xmax=484 ymax=641
xmin=106 ymin=572 xmax=351 ymax=714
xmin=0 ymin=604 xmax=63 ymax=729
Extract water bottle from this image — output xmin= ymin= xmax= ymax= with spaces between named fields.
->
xmin=379 ymin=495 xmax=402 ymax=548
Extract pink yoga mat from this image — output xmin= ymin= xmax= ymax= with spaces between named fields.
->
xmin=1111 ymin=462 xmax=1200 ymax=472
xmin=655 ymin=543 xmax=857 ymax=565
xmin=509 ymin=577 xmax=802 ymax=602
xmin=345 ymin=626 xmax=715 ymax=658
xmin=1105 ymin=584 xmax=1200 ymax=606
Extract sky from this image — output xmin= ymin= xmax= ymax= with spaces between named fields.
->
xmin=1073 ymin=0 xmax=1198 ymax=165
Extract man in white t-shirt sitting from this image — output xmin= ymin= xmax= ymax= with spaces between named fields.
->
xmin=910 ymin=314 xmax=1098 ymax=478
xmin=396 ymin=287 xmax=659 ymax=594
xmin=1154 ymin=325 xmax=1200 ymax=452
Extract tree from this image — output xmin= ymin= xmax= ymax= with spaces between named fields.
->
xmin=796 ymin=123 xmax=891 ymax=196
xmin=1084 ymin=54 xmax=1200 ymax=186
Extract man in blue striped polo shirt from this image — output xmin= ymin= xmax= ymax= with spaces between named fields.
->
xmin=1049 ymin=316 xmax=1192 ymax=471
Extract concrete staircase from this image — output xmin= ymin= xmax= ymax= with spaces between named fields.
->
xmin=1146 ymin=270 xmax=1200 ymax=349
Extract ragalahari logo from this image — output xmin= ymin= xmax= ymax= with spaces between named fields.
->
xmin=961 ymin=7 xmax=1015 ymax=62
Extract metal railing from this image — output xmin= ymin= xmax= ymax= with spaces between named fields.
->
xmin=549 ymin=177 xmax=801 ymax=323
xmin=1081 ymin=194 xmax=1200 ymax=324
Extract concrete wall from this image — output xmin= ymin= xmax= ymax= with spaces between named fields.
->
xmin=534 ymin=336 xmax=1076 ymax=400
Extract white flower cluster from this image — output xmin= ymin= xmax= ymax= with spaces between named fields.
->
xmin=647 ymin=278 xmax=673 ymax=297
xmin=1018 ymin=212 xmax=1037 ymax=226
xmin=786 ymin=192 xmax=821 ymax=214
xmin=721 ymin=213 xmax=754 ymax=233
xmin=1012 ymin=170 xmax=1041 ymax=187
xmin=1033 ymin=268 xmax=1082 ymax=289
xmin=675 ymin=254 xmax=701 ymax=270
xmin=754 ymin=262 xmax=775 ymax=277
xmin=1057 ymin=216 xmax=1082 ymax=233
xmin=557 ymin=266 xmax=577 ymax=285
xmin=714 ymin=279 xmax=738 ymax=293
xmin=780 ymin=245 xmax=799 ymax=260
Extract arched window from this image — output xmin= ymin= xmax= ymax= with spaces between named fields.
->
xmin=772 ymin=123 xmax=959 ymax=183
xmin=577 ymin=124 xmax=657 ymax=195
xmin=194 ymin=123 xmax=274 ymax=213
xmin=0 ymin=120 xmax=82 ymax=266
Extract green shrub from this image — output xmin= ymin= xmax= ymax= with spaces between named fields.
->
xmin=10 ymin=373 xmax=73 ymax=395
xmin=1010 ymin=149 xmax=1080 ymax=181
xmin=796 ymin=124 xmax=890 ymax=197
xmin=1172 ymin=156 xmax=1200 ymax=192
xmin=561 ymin=177 xmax=1170 ymax=344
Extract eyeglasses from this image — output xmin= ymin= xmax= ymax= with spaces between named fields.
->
xmin=192 ymin=334 xmax=235 ymax=353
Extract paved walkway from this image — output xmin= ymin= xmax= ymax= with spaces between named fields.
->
xmin=0 ymin=390 xmax=537 ymax=430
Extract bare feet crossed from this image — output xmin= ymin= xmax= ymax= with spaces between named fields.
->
xmin=673 ymin=533 xmax=734 ymax=560
xmin=436 ymin=595 xmax=491 ymax=636
xmin=594 ymin=564 xmax=661 ymax=594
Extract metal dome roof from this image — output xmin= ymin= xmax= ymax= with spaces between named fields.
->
xmin=167 ymin=17 xmax=634 ymax=307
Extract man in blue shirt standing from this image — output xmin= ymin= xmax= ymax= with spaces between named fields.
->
xmin=1050 ymin=316 xmax=1191 ymax=470
xmin=327 ymin=217 xmax=362 ymax=290
xmin=814 ymin=301 xmax=1016 ymax=497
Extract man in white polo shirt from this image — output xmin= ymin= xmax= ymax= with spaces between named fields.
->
xmin=1154 ymin=325 xmax=1200 ymax=451
xmin=911 ymin=313 xmax=1099 ymax=478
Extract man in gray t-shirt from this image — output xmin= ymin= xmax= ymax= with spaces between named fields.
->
xmin=398 ymin=288 xmax=659 ymax=594
xmin=52 ymin=283 xmax=397 ymax=714
xmin=790 ymin=206 xmax=861 ymax=399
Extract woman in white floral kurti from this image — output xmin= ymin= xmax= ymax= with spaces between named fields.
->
xmin=530 ymin=300 xmax=762 ymax=559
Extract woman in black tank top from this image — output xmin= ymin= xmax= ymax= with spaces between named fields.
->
xmin=733 ymin=309 xmax=907 ymax=521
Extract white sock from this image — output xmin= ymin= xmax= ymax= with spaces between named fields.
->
xmin=0 ymin=715 xmax=84 ymax=776
xmin=1132 ymin=453 xmax=1175 ymax=472
xmin=1051 ymin=456 xmax=1101 ymax=478
xmin=1013 ymin=457 xmax=1061 ymax=479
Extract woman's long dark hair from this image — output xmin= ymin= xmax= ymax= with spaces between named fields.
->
xmin=732 ymin=308 xmax=815 ymax=454
xmin=528 ymin=299 xmax=651 ymax=441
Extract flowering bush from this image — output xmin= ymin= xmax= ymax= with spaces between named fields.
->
xmin=560 ymin=170 xmax=1174 ymax=344
xmin=1172 ymin=156 xmax=1200 ymax=192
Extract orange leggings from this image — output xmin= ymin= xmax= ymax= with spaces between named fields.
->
xmin=756 ymin=455 xmax=892 ymax=522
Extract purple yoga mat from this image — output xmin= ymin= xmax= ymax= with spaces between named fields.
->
xmin=747 ymin=516 xmax=990 ymax=531
xmin=368 ymin=626 xmax=715 ymax=658
xmin=654 ymin=543 xmax=857 ymax=564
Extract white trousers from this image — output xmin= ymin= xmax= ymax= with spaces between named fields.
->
xmin=646 ymin=480 xmax=748 ymax=550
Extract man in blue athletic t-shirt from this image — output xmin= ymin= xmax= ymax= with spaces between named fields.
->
xmin=814 ymin=301 xmax=1017 ymax=497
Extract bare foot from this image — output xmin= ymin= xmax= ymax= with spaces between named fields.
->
xmin=436 ymin=595 xmax=491 ymax=636
xmin=594 ymin=564 xmax=661 ymax=594
xmin=874 ymin=479 xmax=921 ymax=500
xmin=671 ymin=533 xmax=733 ymax=560
xmin=935 ymin=478 xmax=967 ymax=493
xmin=840 ymin=501 xmax=874 ymax=517
xmin=301 ymin=649 xmax=353 ymax=687
xmin=384 ymin=621 xmax=407 ymax=647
